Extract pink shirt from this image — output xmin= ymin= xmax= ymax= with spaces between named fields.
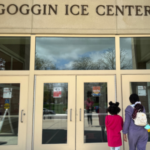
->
xmin=105 ymin=115 xmax=123 ymax=147
xmin=85 ymin=100 xmax=93 ymax=110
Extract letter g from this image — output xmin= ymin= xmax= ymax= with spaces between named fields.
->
xmin=0 ymin=4 xmax=5 ymax=15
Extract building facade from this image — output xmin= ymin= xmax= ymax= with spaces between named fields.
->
xmin=0 ymin=0 xmax=150 ymax=150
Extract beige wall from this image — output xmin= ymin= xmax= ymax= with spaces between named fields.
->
xmin=0 ymin=0 xmax=150 ymax=34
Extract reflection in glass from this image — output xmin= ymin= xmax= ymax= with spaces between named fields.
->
xmin=42 ymin=83 xmax=68 ymax=144
xmin=0 ymin=37 xmax=30 ymax=70
xmin=130 ymin=82 xmax=150 ymax=141
xmin=84 ymin=83 xmax=107 ymax=143
xmin=120 ymin=37 xmax=150 ymax=69
xmin=0 ymin=84 xmax=20 ymax=145
xmin=35 ymin=37 xmax=115 ymax=70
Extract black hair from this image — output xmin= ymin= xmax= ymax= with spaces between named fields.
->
xmin=107 ymin=101 xmax=121 ymax=115
xmin=129 ymin=93 xmax=140 ymax=104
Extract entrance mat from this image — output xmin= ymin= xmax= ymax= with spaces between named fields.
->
xmin=84 ymin=130 xmax=107 ymax=143
xmin=42 ymin=129 xmax=67 ymax=144
xmin=0 ymin=141 xmax=7 ymax=145
xmin=42 ymin=129 xmax=107 ymax=144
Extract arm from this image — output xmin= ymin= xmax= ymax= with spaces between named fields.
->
xmin=121 ymin=117 xmax=123 ymax=131
xmin=123 ymin=111 xmax=130 ymax=142
xmin=123 ymin=108 xmax=132 ymax=134
xmin=123 ymin=134 xmax=128 ymax=142
xmin=123 ymin=106 xmax=133 ymax=142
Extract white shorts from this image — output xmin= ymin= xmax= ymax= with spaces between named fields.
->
xmin=110 ymin=147 xmax=120 ymax=150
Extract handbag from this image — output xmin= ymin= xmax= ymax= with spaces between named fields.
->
xmin=144 ymin=124 xmax=150 ymax=132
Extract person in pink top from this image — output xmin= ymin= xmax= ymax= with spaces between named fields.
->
xmin=85 ymin=98 xmax=94 ymax=126
xmin=105 ymin=101 xmax=123 ymax=150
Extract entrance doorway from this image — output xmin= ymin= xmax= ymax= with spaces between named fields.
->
xmin=33 ymin=75 xmax=116 ymax=150
xmin=0 ymin=76 xmax=28 ymax=150
xmin=122 ymin=75 xmax=150 ymax=150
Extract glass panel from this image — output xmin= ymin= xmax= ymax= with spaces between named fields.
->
xmin=42 ymin=83 xmax=68 ymax=144
xmin=120 ymin=37 xmax=150 ymax=69
xmin=84 ymin=83 xmax=107 ymax=143
xmin=35 ymin=37 xmax=115 ymax=70
xmin=130 ymin=82 xmax=150 ymax=141
xmin=0 ymin=84 xmax=20 ymax=145
xmin=0 ymin=37 xmax=30 ymax=70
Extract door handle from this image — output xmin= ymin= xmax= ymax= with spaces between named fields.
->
xmin=80 ymin=108 xmax=81 ymax=121
xmin=70 ymin=109 xmax=72 ymax=121
xmin=21 ymin=110 xmax=26 ymax=123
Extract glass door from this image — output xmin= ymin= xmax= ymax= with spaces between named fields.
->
xmin=0 ymin=76 xmax=28 ymax=150
xmin=76 ymin=75 xmax=116 ymax=150
xmin=122 ymin=75 xmax=150 ymax=150
xmin=34 ymin=76 xmax=75 ymax=150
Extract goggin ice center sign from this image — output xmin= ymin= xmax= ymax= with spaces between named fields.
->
xmin=53 ymin=87 xmax=62 ymax=98
xmin=0 ymin=4 xmax=150 ymax=16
